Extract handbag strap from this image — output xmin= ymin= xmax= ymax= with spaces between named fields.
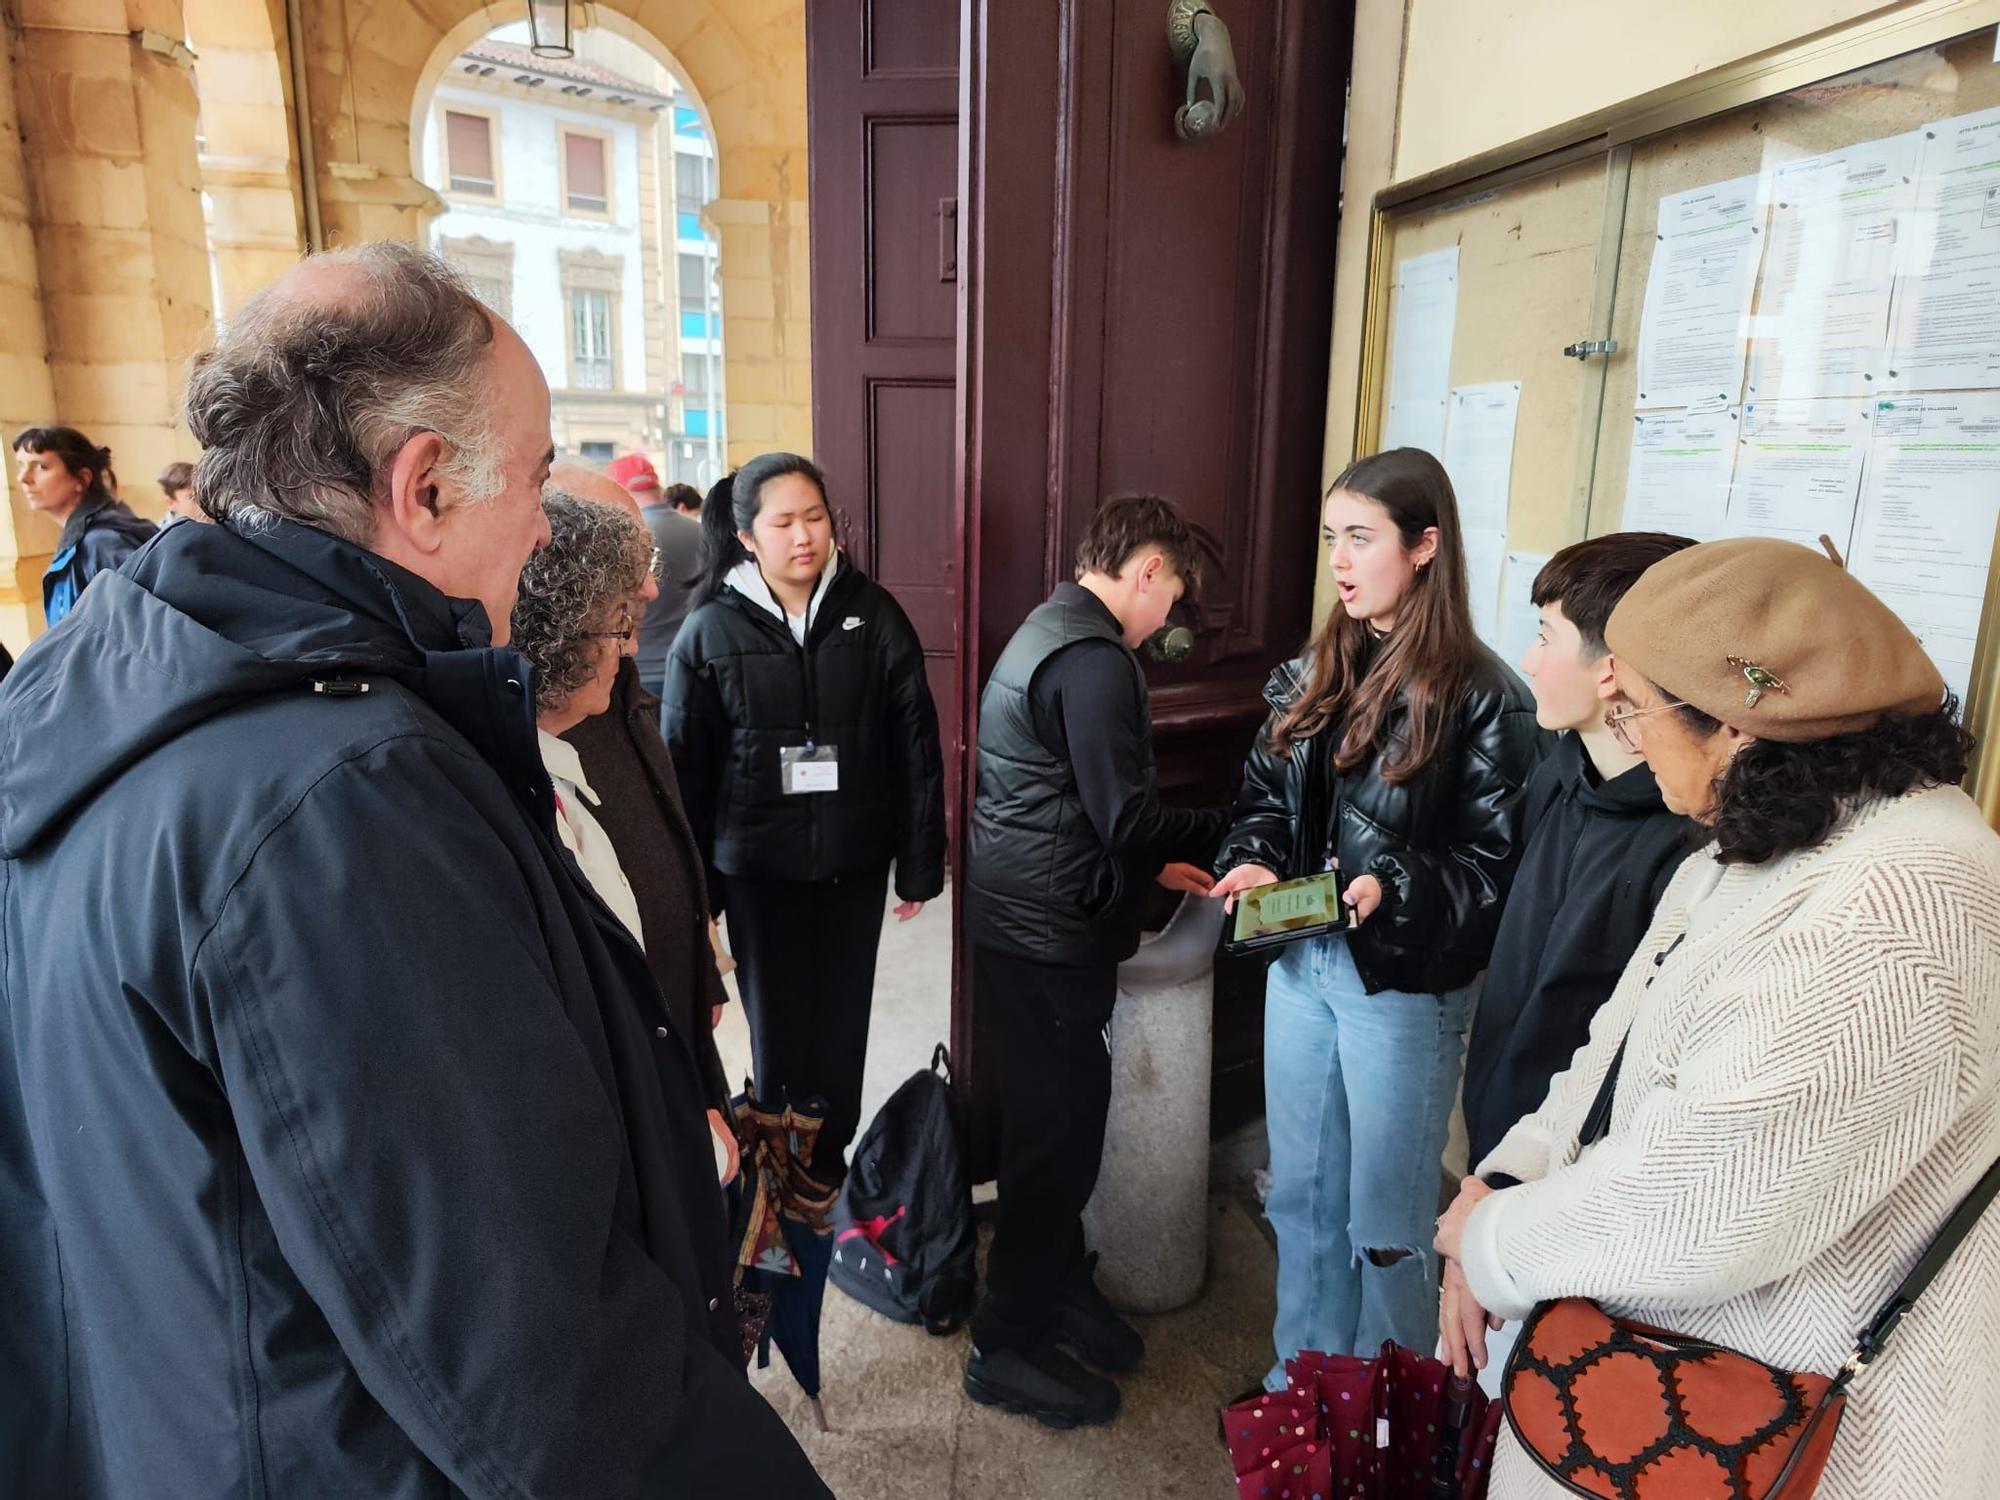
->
xmin=1841 ymin=1152 xmax=2000 ymax=1383
xmin=1572 ymin=979 xmax=2000 ymax=1388
xmin=1568 ymin=924 xmax=1992 ymax=1392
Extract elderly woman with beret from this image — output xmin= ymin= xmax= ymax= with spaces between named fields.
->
xmin=1434 ymin=538 xmax=2000 ymax=1500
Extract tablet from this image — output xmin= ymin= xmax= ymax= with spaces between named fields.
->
xmin=1224 ymin=869 xmax=1351 ymax=955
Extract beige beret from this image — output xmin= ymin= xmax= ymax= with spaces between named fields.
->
xmin=1604 ymin=536 xmax=1945 ymax=741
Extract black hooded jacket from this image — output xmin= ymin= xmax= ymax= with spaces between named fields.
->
xmin=661 ymin=557 xmax=946 ymax=904
xmin=1216 ymin=644 xmax=1549 ymax=997
xmin=1461 ymin=731 xmax=1694 ymax=1167
xmin=0 ymin=518 xmax=827 ymax=1499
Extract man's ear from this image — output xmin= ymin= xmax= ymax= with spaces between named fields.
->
xmin=380 ymin=431 xmax=450 ymax=557
xmin=1137 ymin=550 xmax=1167 ymax=589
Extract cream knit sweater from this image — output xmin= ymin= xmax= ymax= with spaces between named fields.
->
xmin=1462 ymin=785 xmax=2000 ymax=1500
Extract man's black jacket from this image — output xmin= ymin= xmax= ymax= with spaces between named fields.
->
xmin=0 ymin=518 xmax=828 ymax=1498
xmin=1216 ymin=646 xmax=1548 ymax=996
xmin=1462 ymin=731 xmax=1693 ymax=1166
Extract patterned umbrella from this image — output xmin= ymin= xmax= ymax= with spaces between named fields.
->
xmin=731 ymin=1087 xmax=844 ymax=1431
xmin=1221 ymin=1344 xmax=1504 ymax=1500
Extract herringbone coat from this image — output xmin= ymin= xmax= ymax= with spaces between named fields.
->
xmin=1463 ymin=785 xmax=2000 ymax=1500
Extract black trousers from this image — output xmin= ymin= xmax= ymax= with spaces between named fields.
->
xmin=970 ymin=946 xmax=1120 ymax=1353
xmin=723 ymin=866 xmax=890 ymax=1178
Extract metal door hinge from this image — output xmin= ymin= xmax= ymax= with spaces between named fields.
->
xmin=1562 ymin=339 xmax=1619 ymax=360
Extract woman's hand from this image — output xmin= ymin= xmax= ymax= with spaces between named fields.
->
xmin=1209 ymin=862 xmax=1279 ymax=913
xmin=894 ymin=899 xmax=925 ymax=923
xmin=1156 ymin=862 xmax=1217 ymax=896
xmin=707 ymin=1108 xmax=741 ymax=1186
xmin=1439 ymin=1257 xmax=1503 ymax=1378
xmin=1433 ymin=1174 xmax=1494 ymax=1264
xmin=1342 ymin=873 xmax=1384 ymax=925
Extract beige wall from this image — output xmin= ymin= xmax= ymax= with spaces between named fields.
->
xmin=1315 ymin=0 xmax=1982 ymax=623
xmin=1393 ymin=0 xmax=1910 ymax=183
xmin=1 ymin=0 xmax=212 ymax=654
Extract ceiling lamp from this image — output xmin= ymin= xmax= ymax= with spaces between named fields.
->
xmin=527 ymin=0 xmax=574 ymax=60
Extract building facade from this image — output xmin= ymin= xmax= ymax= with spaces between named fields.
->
xmin=418 ymin=33 xmax=725 ymax=486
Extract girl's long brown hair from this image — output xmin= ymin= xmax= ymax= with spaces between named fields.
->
xmin=1270 ymin=447 xmax=1481 ymax=785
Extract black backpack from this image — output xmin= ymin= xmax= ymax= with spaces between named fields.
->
xmin=829 ymin=1045 xmax=976 ymax=1334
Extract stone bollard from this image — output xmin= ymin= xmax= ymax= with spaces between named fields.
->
xmin=1083 ymin=893 xmax=1226 ymax=1314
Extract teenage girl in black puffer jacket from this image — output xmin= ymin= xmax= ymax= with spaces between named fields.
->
xmin=662 ymin=453 xmax=945 ymax=1177
xmin=1212 ymin=447 xmax=1547 ymax=1386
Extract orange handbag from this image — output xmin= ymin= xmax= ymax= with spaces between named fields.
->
xmin=1500 ymin=1033 xmax=2000 ymax=1500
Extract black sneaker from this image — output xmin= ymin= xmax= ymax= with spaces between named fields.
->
xmin=963 ymin=1342 xmax=1122 ymax=1429
xmin=1053 ymin=1254 xmax=1145 ymax=1372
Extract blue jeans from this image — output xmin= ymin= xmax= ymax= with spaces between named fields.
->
xmin=1262 ymin=933 xmax=1474 ymax=1389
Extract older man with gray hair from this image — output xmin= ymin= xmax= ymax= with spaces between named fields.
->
xmin=0 ymin=243 xmax=828 ymax=1498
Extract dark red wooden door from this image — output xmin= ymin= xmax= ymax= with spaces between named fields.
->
xmin=953 ymin=0 xmax=1347 ymax=1171
xmin=805 ymin=0 xmax=962 ymax=834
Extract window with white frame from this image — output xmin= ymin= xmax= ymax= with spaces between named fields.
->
xmin=562 ymin=129 xmax=611 ymax=217
xmin=571 ymin=289 xmax=614 ymax=389
xmin=444 ymin=110 xmax=497 ymax=198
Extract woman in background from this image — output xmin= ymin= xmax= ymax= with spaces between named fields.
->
xmin=12 ymin=425 xmax=155 ymax=627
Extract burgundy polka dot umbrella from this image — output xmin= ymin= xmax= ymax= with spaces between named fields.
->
xmin=1221 ymin=1343 xmax=1503 ymax=1500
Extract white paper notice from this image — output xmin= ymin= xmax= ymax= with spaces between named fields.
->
xmin=1840 ymin=396 xmax=2000 ymax=708
xmin=1463 ymin=526 xmax=1509 ymax=648
xmin=1724 ymin=398 xmax=1870 ymax=550
xmin=1443 ymin=382 xmax=1521 ymax=536
xmin=1621 ymin=408 xmax=1739 ymax=539
xmin=1883 ymin=106 xmax=2000 ymax=393
xmin=1634 ymin=176 xmax=1765 ymax=409
xmin=1381 ymin=248 xmax=1458 ymax=457
xmin=1849 ymin=393 xmax=2000 ymax=707
xmin=1498 ymin=552 xmax=1554 ymax=672
xmin=1746 ymin=134 xmax=1922 ymax=402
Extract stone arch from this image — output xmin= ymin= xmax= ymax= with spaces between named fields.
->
xmin=313 ymin=0 xmax=809 ymax=460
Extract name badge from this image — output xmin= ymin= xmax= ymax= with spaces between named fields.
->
xmin=781 ymin=744 xmax=840 ymax=795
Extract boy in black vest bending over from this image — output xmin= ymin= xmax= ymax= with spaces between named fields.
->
xmin=963 ymin=495 xmax=1230 ymax=1427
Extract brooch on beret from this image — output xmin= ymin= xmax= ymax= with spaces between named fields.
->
xmin=1726 ymin=655 xmax=1791 ymax=709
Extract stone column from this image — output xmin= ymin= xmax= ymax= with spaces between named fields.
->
xmin=1084 ymin=894 xmax=1227 ymax=1313
xmin=0 ymin=4 xmax=59 ymax=649
xmin=186 ymin=0 xmax=306 ymax=317
xmin=7 ymin=0 xmax=212 ymax=638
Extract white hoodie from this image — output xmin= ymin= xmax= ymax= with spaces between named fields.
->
xmin=724 ymin=551 xmax=839 ymax=645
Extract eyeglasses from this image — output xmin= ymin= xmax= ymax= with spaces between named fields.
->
xmin=578 ymin=609 xmax=637 ymax=644
xmin=1604 ymin=699 xmax=1687 ymax=754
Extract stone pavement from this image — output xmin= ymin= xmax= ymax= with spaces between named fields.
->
xmin=715 ymin=885 xmax=1280 ymax=1498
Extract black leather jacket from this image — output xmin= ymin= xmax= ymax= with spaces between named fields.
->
xmin=1216 ymin=645 xmax=1549 ymax=996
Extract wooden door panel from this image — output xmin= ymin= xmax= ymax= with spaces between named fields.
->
xmin=954 ymin=0 xmax=1347 ymax=1169
xmin=867 ymin=121 xmax=959 ymax=343
xmin=864 ymin=0 xmax=957 ymax=75
xmin=808 ymin=0 xmax=962 ymax=845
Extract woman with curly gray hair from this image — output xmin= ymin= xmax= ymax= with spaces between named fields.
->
xmin=513 ymin=489 xmax=658 ymax=943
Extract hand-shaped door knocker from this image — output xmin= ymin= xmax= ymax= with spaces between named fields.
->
xmin=1168 ymin=0 xmax=1246 ymax=141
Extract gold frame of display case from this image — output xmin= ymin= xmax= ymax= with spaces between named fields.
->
xmin=1352 ymin=0 xmax=2000 ymax=822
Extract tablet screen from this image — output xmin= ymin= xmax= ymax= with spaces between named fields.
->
xmin=1231 ymin=870 xmax=1346 ymax=947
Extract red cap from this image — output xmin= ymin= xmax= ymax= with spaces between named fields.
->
xmin=606 ymin=452 xmax=661 ymax=493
